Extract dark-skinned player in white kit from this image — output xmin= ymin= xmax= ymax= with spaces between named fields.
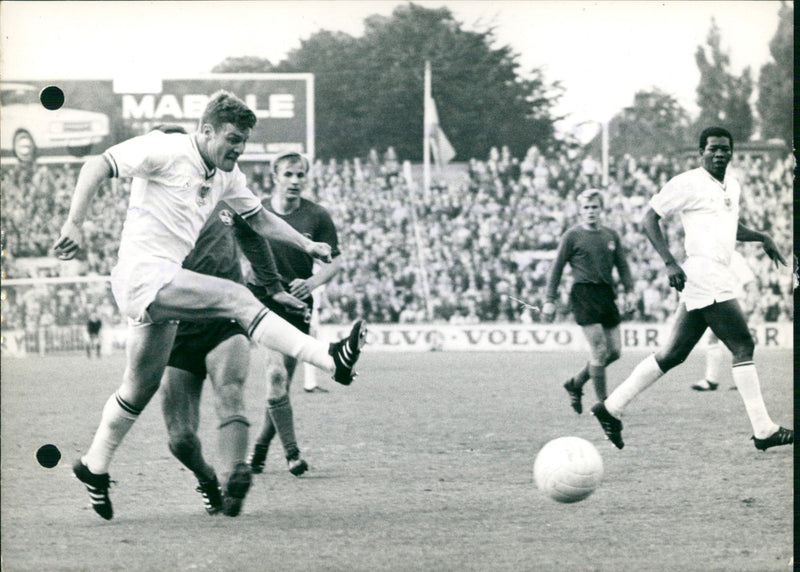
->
xmin=591 ymin=126 xmax=792 ymax=452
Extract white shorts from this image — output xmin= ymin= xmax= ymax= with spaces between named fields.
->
xmin=111 ymin=257 xmax=182 ymax=323
xmin=729 ymin=251 xmax=754 ymax=296
xmin=680 ymin=256 xmax=737 ymax=311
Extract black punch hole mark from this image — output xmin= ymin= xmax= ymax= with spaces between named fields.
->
xmin=40 ymin=86 xmax=65 ymax=110
xmin=36 ymin=444 xmax=62 ymax=468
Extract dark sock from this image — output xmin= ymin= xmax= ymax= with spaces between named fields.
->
xmin=588 ymin=364 xmax=607 ymax=401
xmin=268 ymin=394 xmax=299 ymax=459
xmin=256 ymin=409 xmax=277 ymax=448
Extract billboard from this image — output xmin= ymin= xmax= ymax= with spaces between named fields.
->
xmin=0 ymin=74 xmax=314 ymax=163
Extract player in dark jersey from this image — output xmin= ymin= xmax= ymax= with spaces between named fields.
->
xmin=246 ymin=151 xmax=344 ymax=477
xmin=155 ymin=126 xmax=308 ymax=517
xmin=86 ymin=310 xmax=102 ymax=358
xmin=541 ymin=189 xmax=634 ymax=415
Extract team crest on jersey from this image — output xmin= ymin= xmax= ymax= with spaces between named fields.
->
xmin=197 ymin=184 xmax=212 ymax=207
xmin=608 ymin=240 xmax=615 ymax=251
xmin=218 ymin=209 xmax=234 ymax=226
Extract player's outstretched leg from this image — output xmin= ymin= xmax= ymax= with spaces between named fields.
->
xmin=222 ymin=462 xmax=252 ymax=517
xmin=590 ymin=403 xmax=624 ymax=449
xmin=73 ymin=459 xmax=113 ymax=520
xmin=328 ymin=320 xmax=368 ymax=385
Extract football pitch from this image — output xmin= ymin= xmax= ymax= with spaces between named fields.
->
xmin=1 ymin=348 xmax=793 ymax=571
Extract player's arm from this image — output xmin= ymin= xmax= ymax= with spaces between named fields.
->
xmin=244 ymin=208 xmax=332 ymax=263
xmin=53 ymin=155 xmax=113 ymax=260
xmin=736 ymin=222 xmax=786 ymax=268
xmin=233 ymin=214 xmax=309 ymax=317
xmin=288 ymin=256 xmax=343 ymax=301
xmin=233 ymin=212 xmax=284 ymax=293
xmin=612 ymin=232 xmax=636 ymax=314
xmin=613 ymin=232 xmax=635 ymax=293
xmin=642 ymin=206 xmax=685 ymax=292
xmin=305 ymin=257 xmax=342 ymax=291
xmin=541 ymin=234 xmax=570 ymax=322
xmin=290 ymin=209 xmax=343 ymax=298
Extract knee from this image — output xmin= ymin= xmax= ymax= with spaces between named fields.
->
xmin=728 ymin=337 xmax=755 ymax=362
xmin=168 ymin=429 xmax=199 ymax=458
xmin=266 ymin=368 xmax=289 ymax=400
xmin=123 ymin=365 xmax=163 ymax=397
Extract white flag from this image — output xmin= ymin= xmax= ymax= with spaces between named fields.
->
xmin=424 ymin=89 xmax=456 ymax=166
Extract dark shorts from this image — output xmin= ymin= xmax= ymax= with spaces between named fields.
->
xmin=247 ymin=284 xmax=311 ymax=335
xmin=569 ymin=283 xmax=621 ymax=328
xmin=168 ymin=319 xmax=247 ymax=379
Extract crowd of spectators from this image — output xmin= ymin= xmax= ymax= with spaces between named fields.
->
xmin=1 ymin=143 xmax=793 ymax=332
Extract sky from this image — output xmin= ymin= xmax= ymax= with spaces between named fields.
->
xmin=0 ymin=1 xmax=784 ymax=138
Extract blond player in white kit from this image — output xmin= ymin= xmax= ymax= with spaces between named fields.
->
xmin=591 ymin=127 xmax=791 ymax=452
xmin=53 ymin=91 xmax=367 ymax=520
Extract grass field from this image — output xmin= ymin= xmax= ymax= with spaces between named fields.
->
xmin=0 ymin=348 xmax=793 ymax=571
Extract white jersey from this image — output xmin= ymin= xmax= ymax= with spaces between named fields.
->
xmin=105 ymin=131 xmax=262 ymax=264
xmin=649 ymin=167 xmax=740 ymax=267
xmin=649 ymin=167 xmax=743 ymax=310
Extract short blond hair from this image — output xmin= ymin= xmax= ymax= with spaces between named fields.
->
xmin=271 ymin=152 xmax=310 ymax=175
xmin=577 ymin=189 xmax=604 ymax=209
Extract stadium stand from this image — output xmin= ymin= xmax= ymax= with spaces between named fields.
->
xmin=1 ymin=147 xmax=793 ymax=330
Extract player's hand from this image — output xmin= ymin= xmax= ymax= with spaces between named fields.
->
xmin=666 ymin=261 xmax=686 ymax=291
xmin=272 ymin=291 xmax=310 ymax=320
xmin=622 ymin=292 xmax=637 ymax=316
xmin=761 ymin=236 xmax=786 ymax=268
xmin=53 ymin=220 xmax=83 ymax=260
xmin=288 ymin=278 xmax=312 ymax=301
xmin=307 ymin=241 xmax=332 ymax=263
xmin=541 ymin=302 xmax=556 ymax=323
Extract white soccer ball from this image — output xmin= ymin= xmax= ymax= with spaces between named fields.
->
xmin=533 ymin=436 xmax=604 ymax=503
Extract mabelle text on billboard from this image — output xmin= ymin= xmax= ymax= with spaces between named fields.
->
xmin=0 ymin=74 xmax=314 ymax=163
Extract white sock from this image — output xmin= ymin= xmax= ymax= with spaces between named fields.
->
xmin=731 ymin=362 xmax=778 ymax=439
xmin=83 ymin=392 xmax=139 ymax=474
xmin=705 ymin=342 xmax=723 ymax=383
xmin=250 ymin=310 xmax=333 ymax=373
xmin=303 ymin=363 xmax=319 ymax=390
xmin=305 ymin=306 xmax=322 ymax=390
xmin=605 ymin=354 xmax=663 ymax=418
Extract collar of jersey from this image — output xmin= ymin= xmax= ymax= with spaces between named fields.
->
xmin=190 ymin=134 xmax=217 ymax=180
xmin=700 ymin=166 xmax=727 ymax=191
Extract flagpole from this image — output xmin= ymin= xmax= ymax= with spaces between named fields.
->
xmin=423 ymin=60 xmax=431 ymax=203
xmin=403 ymin=160 xmax=433 ymax=321
xmin=601 ymin=121 xmax=609 ymax=187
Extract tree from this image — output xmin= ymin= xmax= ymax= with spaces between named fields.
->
xmin=212 ymin=56 xmax=275 ymax=73
xmin=756 ymin=2 xmax=792 ymax=144
xmin=694 ymin=19 xmax=754 ymax=142
xmin=602 ymin=89 xmax=692 ymax=158
xmin=217 ymin=3 xmax=563 ymax=161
